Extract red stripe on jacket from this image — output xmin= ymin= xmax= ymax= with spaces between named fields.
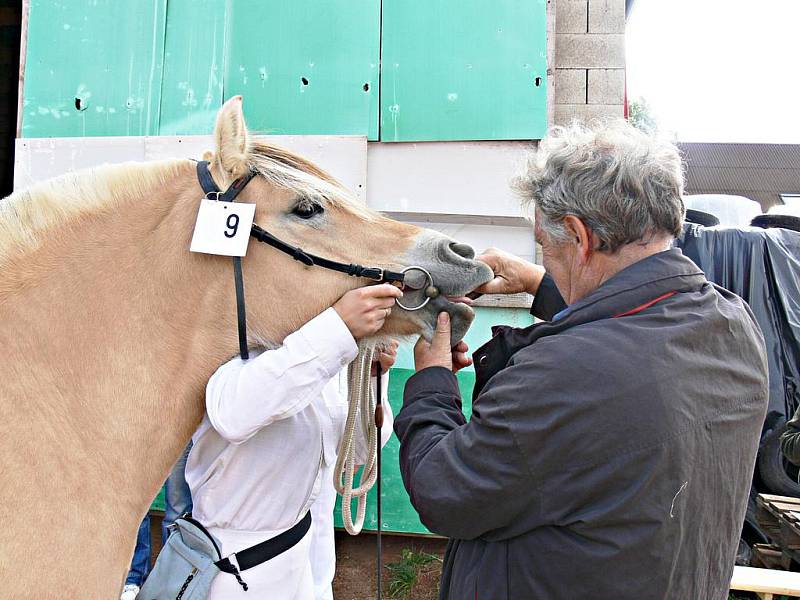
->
xmin=613 ymin=291 xmax=677 ymax=318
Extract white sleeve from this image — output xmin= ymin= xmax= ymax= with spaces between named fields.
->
xmin=205 ymin=307 xmax=358 ymax=445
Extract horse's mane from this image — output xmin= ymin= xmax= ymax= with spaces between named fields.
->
xmin=0 ymin=160 xmax=185 ymax=259
xmin=0 ymin=141 xmax=376 ymax=260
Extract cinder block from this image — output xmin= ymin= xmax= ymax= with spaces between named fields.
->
xmin=556 ymin=0 xmax=588 ymax=34
xmin=588 ymin=0 xmax=626 ymax=33
xmin=555 ymin=69 xmax=587 ymax=104
xmin=587 ymin=69 xmax=625 ymax=104
xmin=554 ymin=103 xmax=625 ymax=126
xmin=555 ymin=33 xmax=625 ymax=69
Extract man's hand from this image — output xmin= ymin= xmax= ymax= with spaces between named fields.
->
xmin=475 ymin=247 xmax=546 ymax=296
xmin=372 ymin=339 xmax=399 ymax=375
xmin=334 ymin=284 xmax=402 ymax=340
xmin=414 ymin=313 xmax=473 ymax=373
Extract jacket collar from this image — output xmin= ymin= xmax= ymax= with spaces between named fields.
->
xmin=548 ymin=248 xmax=705 ymax=328
xmin=471 ymin=249 xmax=708 ymax=399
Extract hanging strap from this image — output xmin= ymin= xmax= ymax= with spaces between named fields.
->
xmin=196 ymin=161 xmax=256 ymax=359
xmin=375 ymin=361 xmax=384 ymax=600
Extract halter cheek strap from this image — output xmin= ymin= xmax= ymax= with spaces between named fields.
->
xmin=196 ymin=161 xmax=256 ymax=359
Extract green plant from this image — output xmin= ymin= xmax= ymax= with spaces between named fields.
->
xmin=628 ymin=96 xmax=658 ymax=134
xmin=386 ymin=548 xmax=441 ymax=598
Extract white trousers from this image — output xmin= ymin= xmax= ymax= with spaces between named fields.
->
xmin=206 ymin=524 xmax=315 ymax=599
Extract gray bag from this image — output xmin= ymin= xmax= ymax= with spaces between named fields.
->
xmin=137 ymin=516 xmax=223 ymax=600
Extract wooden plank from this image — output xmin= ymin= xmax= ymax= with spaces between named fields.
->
xmin=158 ymin=0 xmax=225 ymax=135
xmin=22 ymin=0 xmax=167 ymax=138
xmin=380 ymin=0 xmax=548 ymax=141
xmin=224 ymin=0 xmax=380 ymax=140
xmin=779 ymin=518 xmax=800 ymax=550
xmin=751 ymin=544 xmax=784 ymax=570
xmin=730 ymin=566 xmax=800 ymax=596
xmin=769 ymin=501 xmax=800 ymax=512
xmin=759 ymin=494 xmax=800 ymax=504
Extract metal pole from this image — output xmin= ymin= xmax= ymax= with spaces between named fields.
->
xmin=375 ymin=361 xmax=384 ymax=600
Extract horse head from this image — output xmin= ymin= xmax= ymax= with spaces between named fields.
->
xmin=205 ymin=96 xmax=493 ymax=348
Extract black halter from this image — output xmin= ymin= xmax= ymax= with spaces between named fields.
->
xmin=195 ymin=161 xmax=406 ymax=358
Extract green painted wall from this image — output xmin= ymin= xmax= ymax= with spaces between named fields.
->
xmin=380 ymin=0 xmax=548 ymax=142
xmin=23 ymin=0 xmax=167 ymax=138
xmin=224 ymin=0 xmax=381 ymax=140
xmin=158 ymin=0 xmax=226 ymax=136
xmin=22 ymin=1 xmax=546 ymax=141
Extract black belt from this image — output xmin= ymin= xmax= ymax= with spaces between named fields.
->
xmin=214 ymin=511 xmax=312 ymax=590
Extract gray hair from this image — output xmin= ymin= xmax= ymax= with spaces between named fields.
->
xmin=513 ymin=120 xmax=685 ymax=252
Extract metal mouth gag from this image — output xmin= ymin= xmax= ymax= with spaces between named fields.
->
xmin=395 ymin=266 xmax=436 ymax=311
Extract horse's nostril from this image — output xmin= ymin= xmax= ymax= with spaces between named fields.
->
xmin=449 ymin=242 xmax=475 ymax=260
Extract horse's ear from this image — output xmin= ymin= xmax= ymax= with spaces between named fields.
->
xmin=212 ymin=96 xmax=250 ymax=181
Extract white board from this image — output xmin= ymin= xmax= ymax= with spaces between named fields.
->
xmin=365 ymin=141 xmax=533 ymax=218
xmin=14 ymin=135 xmax=368 ymax=204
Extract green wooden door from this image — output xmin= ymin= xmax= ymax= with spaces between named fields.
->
xmin=380 ymin=0 xmax=548 ymax=141
xmin=158 ymin=0 xmax=226 ymax=135
xmin=224 ymin=0 xmax=381 ymax=140
xmin=22 ymin=0 xmax=167 ymax=138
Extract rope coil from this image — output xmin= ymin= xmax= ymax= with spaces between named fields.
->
xmin=333 ymin=342 xmax=379 ymax=535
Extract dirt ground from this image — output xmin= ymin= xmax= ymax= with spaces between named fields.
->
xmin=150 ymin=516 xmax=446 ymax=599
xmin=333 ymin=532 xmax=447 ymax=600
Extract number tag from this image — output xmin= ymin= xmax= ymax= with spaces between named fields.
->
xmin=190 ymin=199 xmax=256 ymax=257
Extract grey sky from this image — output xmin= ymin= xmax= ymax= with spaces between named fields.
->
xmin=626 ymin=0 xmax=800 ymax=143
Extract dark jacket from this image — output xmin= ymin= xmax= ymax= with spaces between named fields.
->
xmin=781 ymin=407 xmax=800 ymax=465
xmin=394 ymin=249 xmax=768 ymax=600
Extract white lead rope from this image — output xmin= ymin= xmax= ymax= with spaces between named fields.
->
xmin=333 ymin=342 xmax=379 ymax=535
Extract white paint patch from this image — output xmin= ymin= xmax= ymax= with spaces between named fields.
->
xmin=669 ymin=481 xmax=689 ymax=518
xmin=447 ymin=93 xmax=458 ymax=102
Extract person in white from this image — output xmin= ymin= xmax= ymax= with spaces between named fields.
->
xmin=184 ymin=283 xmax=402 ymax=599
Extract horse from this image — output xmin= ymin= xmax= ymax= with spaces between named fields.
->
xmin=0 ymin=96 xmax=493 ymax=598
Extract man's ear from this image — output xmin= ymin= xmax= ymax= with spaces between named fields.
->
xmin=212 ymin=96 xmax=251 ymax=184
xmin=563 ymin=215 xmax=595 ymax=264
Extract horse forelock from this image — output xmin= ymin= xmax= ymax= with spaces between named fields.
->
xmin=247 ymin=140 xmax=379 ymax=222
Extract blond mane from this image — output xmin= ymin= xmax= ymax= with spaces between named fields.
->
xmin=0 ymin=159 xmax=186 ymax=260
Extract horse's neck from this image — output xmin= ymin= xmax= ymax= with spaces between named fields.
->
xmin=1 ymin=162 xmax=239 ymax=508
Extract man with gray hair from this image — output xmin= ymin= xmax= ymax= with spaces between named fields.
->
xmin=395 ymin=121 xmax=769 ymax=599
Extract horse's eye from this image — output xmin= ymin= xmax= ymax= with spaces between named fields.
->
xmin=291 ymin=203 xmax=324 ymax=219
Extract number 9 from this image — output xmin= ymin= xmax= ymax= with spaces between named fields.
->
xmin=224 ymin=213 xmax=239 ymax=238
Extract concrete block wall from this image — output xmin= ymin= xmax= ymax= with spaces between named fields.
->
xmin=553 ymin=0 xmax=626 ymax=126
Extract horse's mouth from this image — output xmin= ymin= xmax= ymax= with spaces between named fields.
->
xmin=446 ymin=294 xmax=476 ymax=306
